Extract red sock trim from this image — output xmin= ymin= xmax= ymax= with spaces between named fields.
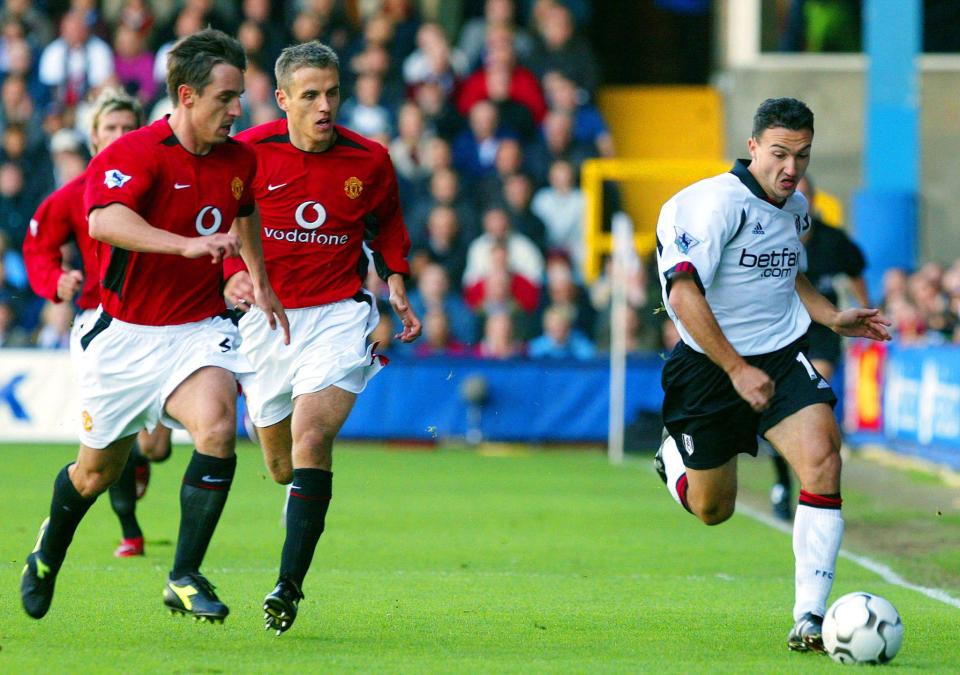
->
xmin=799 ymin=489 xmax=842 ymax=509
xmin=676 ymin=474 xmax=693 ymax=514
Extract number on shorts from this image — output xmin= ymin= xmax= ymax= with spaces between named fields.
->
xmin=795 ymin=352 xmax=818 ymax=380
xmin=219 ymin=337 xmax=231 ymax=352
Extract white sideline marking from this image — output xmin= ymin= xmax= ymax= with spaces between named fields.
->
xmin=738 ymin=502 xmax=960 ymax=610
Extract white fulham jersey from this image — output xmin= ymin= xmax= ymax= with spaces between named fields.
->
xmin=656 ymin=159 xmax=812 ymax=356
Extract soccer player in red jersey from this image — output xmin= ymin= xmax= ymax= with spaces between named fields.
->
xmin=223 ymin=41 xmax=421 ymax=634
xmin=21 ymin=29 xmax=289 ymax=623
xmin=23 ymin=88 xmax=173 ymax=560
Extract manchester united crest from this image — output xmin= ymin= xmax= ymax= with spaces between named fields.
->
xmin=344 ymin=176 xmax=363 ymax=199
xmin=231 ymin=176 xmax=243 ymax=200
xmin=82 ymin=410 xmax=93 ymax=432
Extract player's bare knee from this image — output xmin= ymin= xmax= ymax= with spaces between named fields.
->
xmin=194 ymin=418 xmax=237 ymax=455
xmin=140 ymin=440 xmax=172 ymax=462
xmin=267 ymin=458 xmax=293 ymax=485
xmin=73 ymin=465 xmax=122 ymax=498
xmin=295 ymin=427 xmax=335 ymax=460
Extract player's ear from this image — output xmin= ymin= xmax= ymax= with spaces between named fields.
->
xmin=275 ymin=87 xmax=288 ymax=112
xmin=747 ymin=136 xmax=758 ymax=160
xmin=178 ymin=84 xmax=195 ymax=108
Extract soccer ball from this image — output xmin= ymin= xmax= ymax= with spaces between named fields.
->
xmin=822 ymin=592 xmax=904 ymax=664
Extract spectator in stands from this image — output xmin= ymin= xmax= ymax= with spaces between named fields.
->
xmin=475 ymin=137 xmax=524 ymax=212
xmin=474 ymin=308 xmax=525 ymax=358
xmin=49 ymin=128 xmax=87 ymax=187
xmin=527 ymin=2 xmax=599 ymax=94
xmin=537 ymin=253 xmax=595 ymax=338
xmin=462 ymin=206 xmax=544 ymax=311
xmin=0 ymin=160 xmax=33 ymax=249
xmin=0 ymin=292 xmax=29 ymax=347
xmin=485 ymin=62 xmax=537 ymax=142
xmin=240 ymin=0 xmax=286 ymax=67
xmin=389 ymin=101 xmax=433 ymax=199
xmin=3 ymin=121 xmax=52 ymax=204
xmin=458 ymin=0 xmax=534 ymax=70
xmin=2 ymin=34 xmax=48 ymax=110
xmin=407 ymin=166 xmax=479 ymax=243
xmin=235 ymin=62 xmax=281 ymax=132
xmin=412 ymin=79 xmax=464 ymax=141
xmin=112 ymin=0 xmax=155 ymax=39
xmin=526 ymin=109 xmax=595 ymax=185
xmin=908 ymin=265 xmax=954 ymax=343
xmin=34 ymin=298 xmax=73 ymax=349
xmin=531 ymin=158 xmax=585 ymax=265
xmin=39 ymin=10 xmax=114 ymax=108
xmin=402 ymin=21 xmax=468 ymax=96
xmin=407 ymin=262 xmax=477 ymax=346
xmin=286 ymin=0 xmax=352 ymax=54
xmin=340 ymin=71 xmax=393 ymax=138
xmin=151 ymin=8 xmax=204 ymax=102
xmin=150 ymin=0 xmax=235 ymax=51
xmin=542 ymin=70 xmax=613 ymax=156
xmin=0 ymin=0 xmax=54 ymax=47
xmin=410 ymin=204 xmax=468 ymax=289
xmin=456 ymin=23 xmax=547 ymax=124
xmin=528 ymin=303 xmax=596 ymax=359
xmin=413 ymin=309 xmax=469 ymax=357
xmin=502 ymin=172 xmax=547 ymax=254
xmin=423 ymin=135 xmax=453 ymax=173
xmin=112 ymin=24 xmax=156 ymax=103
xmin=0 ymin=73 xmax=44 ymax=150
xmin=452 ymin=99 xmax=513 ymax=180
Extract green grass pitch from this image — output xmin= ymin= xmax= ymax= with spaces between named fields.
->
xmin=1 ymin=443 xmax=957 ymax=673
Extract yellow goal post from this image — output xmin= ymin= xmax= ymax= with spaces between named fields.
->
xmin=580 ymin=157 xmax=730 ymax=283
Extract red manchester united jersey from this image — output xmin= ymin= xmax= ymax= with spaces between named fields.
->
xmin=224 ymin=120 xmax=410 ymax=309
xmin=24 ymin=172 xmax=100 ymax=310
xmin=84 ymin=117 xmax=256 ymax=325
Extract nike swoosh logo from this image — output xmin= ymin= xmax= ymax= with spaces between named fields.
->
xmin=267 ymin=183 xmax=288 ymax=191
xmin=202 ymin=475 xmax=231 ymax=483
xmin=174 ymin=183 xmax=191 ymax=189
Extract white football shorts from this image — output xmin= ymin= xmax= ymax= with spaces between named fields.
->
xmin=238 ymin=290 xmax=385 ymax=427
xmin=73 ymin=312 xmax=251 ymax=448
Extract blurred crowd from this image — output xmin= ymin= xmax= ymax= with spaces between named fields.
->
xmin=0 ymin=0 xmax=674 ymax=360
xmin=880 ymin=262 xmax=960 ymax=347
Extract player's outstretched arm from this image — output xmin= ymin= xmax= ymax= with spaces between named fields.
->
xmin=669 ymin=276 xmax=773 ymax=412
xmin=89 ymin=203 xmax=240 ymax=262
xmin=387 ymin=273 xmax=422 ymax=343
xmin=795 ymin=273 xmax=891 ymax=341
xmin=230 ymin=211 xmax=290 ymax=345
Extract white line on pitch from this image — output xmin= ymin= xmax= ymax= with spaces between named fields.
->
xmin=737 ymin=502 xmax=960 ymax=610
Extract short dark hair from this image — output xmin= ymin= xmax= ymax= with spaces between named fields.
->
xmin=275 ymin=41 xmax=340 ymax=92
xmin=751 ymin=98 xmax=814 ymax=139
xmin=166 ymin=28 xmax=246 ymax=105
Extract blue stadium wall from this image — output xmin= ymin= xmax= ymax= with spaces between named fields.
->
xmin=0 ymin=351 xmax=666 ymax=445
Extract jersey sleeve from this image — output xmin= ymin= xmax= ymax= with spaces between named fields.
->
xmin=22 ymin=192 xmax=71 ymax=302
xmin=365 ymin=152 xmax=411 ymax=279
xmin=84 ymin=139 xmax=157 ymax=216
xmin=656 ymin=188 xmax=740 ymax=296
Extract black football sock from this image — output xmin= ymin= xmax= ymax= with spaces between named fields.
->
xmin=772 ymin=453 xmax=792 ymax=490
xmin=41 ymin=464 xmax=97 ymax=568
xmin=108 ymin=453 xmax=142 ymax=540
xmin=170 ymin=451 xmax=236 ymax=579
xmin=279 ymin=468 xmax=333 ymax=588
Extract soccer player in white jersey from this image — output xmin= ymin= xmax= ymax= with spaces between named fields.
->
xmin=653 ymin=98 xmax=891 ymax=653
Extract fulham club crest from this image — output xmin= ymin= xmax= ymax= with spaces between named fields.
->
xmin=344 ymin=176 xmax=363 ymax=199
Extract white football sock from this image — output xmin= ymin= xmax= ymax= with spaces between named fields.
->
xmin=659 ymin=434 xmax=687 ymax=507
xmin=793 ymin=503 xmax=844 ymax=620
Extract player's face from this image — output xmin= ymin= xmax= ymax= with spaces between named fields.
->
xmin=187 ymin=62 xmax=244 ymax=147
xmin=277 ymin=66 xmax=341 ymax=152
xmin=747 ymin=126 xmax=813 ymax=202
xmin=90 ymin=109 xmax=138 ymax=154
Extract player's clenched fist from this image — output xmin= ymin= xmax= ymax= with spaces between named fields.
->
xmin=183 ymin=233 xmax=240 ymax=263
xmin=729 ymin=362 xmax=774 ymax=412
